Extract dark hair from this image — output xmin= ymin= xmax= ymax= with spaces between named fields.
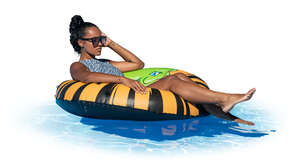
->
xmin=69 ymin=15 xmax=98 ymax=53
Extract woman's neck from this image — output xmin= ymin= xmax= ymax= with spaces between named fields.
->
xmin=80 ymin=51 xmax=96 ymax=61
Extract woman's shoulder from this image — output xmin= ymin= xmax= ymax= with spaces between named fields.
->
xmin=71 ymin=61 xmax=85 ymax=66
xmin=69 ymin=61 xmax=91 ymax=81
xmin=70 ymin=61 xmax=88 ymax=72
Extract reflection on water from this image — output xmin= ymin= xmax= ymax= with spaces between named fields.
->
xmin=80 ymin=116 xmax=270 ymax=141
xmin=25 ymin=102 xmax=276 ymax=154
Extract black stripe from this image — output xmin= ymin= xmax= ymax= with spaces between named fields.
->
xmin=184 ymin=99 xmax=190 ymax=116
xmin=126 ymin=88 xmax=135 ymax=108
xmin=174 ymin=94 xmax=184 ymax=116
xmin=72 ymin=83 xmax=92 ymax=101
xmin=187 ymin=75 xmax=209 ymax=89
xmin=95 ymin=83 xmax=117 ymax=104
xmin=110 ymin=85 xmax=119 ymax=104
xmin=56 ymin=81 xmax=76 ymax=99
xmin=187 ymin=75 xmax=204 ymax=82
xmin=56 ymin=80 xmax=69 ymax=89
xmin=148 ymin=88 xmax=163 ymax=114
xmin=201 ymin=104 xmax=238 ymax=121
xmin=194 ymin=81 xmax=209 ymax=89
xmin=58 ymin=81 xmax=78 ymax=100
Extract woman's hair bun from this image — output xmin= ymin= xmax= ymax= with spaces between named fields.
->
xmin=69 ymin=15 xmax=98 ymax=54
xmin=69 ymin=15 xmax=85 ymax=33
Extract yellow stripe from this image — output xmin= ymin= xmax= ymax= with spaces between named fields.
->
xmin=79 ymin=83 xmax=109 ymax=102
xmin=112 ymin=84 xmax=131 ymax=107
xmin=64 ymin=82 xmax=87 ymax=101
xmin=169 ymin=70 xmax=191 ymax=76
xmin=169 ymin=70 xmax=208 ymax=88
xmin=190 ymin=78 xmax=208 ymax=87
xmin=198 ymin=85 xmax=207 ymax=89
xmin=133 ymin=88 xmax=151 ymax=110
xmin=57 ymin=80 xmax=77 ymax=99
xmin=108 ymin=84 xmax=120 ymax=105
xmin=188 ymin=103 xmax=199 ymax=116
xmin=55 ymin=80 xmax=72 ymax=98
xmin=159 ymin=90 xmax=177 ymax=114
xmin=55 ymin=80 xmax=73 ymax=98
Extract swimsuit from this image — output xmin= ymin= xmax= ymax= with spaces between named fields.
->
xmin=79 ymin=58 xmax=124 ymax=77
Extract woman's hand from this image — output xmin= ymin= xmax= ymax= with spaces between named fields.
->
xmin=101 ymin=32 xmax=113 ymax=47
xmin=120 ymin=77 xmax=147 ymax=94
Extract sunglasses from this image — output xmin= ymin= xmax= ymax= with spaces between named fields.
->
xmin=80 ymin=36 xmax=107 ymax=47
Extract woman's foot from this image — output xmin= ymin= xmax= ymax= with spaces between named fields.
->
xmin=220 ymin=88 xmax=256 ymax=113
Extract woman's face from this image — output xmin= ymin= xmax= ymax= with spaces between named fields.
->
xmin=78 ymin=26 xmax=103 ymax=56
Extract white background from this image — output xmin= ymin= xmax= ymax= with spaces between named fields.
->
xmin=0 ymin=0 xmax=299 ymax=166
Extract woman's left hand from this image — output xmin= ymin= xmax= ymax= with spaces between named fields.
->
xmin=101 ymin=32 xmax=113 ymax=47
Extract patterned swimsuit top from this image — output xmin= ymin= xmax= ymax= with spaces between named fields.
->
xmin=79 ymin=58 xmax=124 ymax=77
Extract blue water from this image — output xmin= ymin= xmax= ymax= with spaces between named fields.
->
xmin=24 ymin=100 xmax=276 ymax=155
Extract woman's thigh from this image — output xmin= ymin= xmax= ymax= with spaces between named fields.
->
xmin=147 ymin=75 xmax=178 ymax=90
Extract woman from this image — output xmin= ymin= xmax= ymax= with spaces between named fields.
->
xmin=69 ymin=15 xmax=256 ymax=126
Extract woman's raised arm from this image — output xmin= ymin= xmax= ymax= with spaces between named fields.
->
xmin=107 ymin=40 xmax=144 ymax=72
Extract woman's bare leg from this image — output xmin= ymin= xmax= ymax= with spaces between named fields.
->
xmin=173 ymin=73 xmax=220 ymax=108
xmin=173 ymin=73 xmax=255 ymax=125
xmin=171 ymin=73 xmax=256 ymax=114
xmin=148 ymin=74 xmax=256 ymax=125
xmin=172 ymin=73 xmax=200 ymax=85
xmin=148 ymin=74 xmax=256 ymax=113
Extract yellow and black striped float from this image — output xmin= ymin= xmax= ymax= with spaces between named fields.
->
xmin=55 ymin=68 xmax=211 ymax=121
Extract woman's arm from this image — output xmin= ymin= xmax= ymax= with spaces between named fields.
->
xmin=107 ymin=40 xmax=145 ymax=72
xmin=70 ymin=62 xmax=123 ymax=83
xmin=70 ymin=62 xmax=147 ymax=94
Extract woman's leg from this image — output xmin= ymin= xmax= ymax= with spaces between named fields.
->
xmin=149 ymin=74 xmax=225 ymax=103
xmin=173 ymin=73 xmax=255 ymax=125
xmin=172 ymin=73 xmax=199 ymax=84
xmin=148 ymin=74 xmax=256 ymax=113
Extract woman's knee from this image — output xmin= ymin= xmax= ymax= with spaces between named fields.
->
xmin=148 ymin=75 xmax=180 ymax=90
xmin=166 ymin=74 xmax=181 ymax=81
xmin=163 ymin=75 xmax=181 ymax=90
xmin=172 ymin=72 xmax=187 ymax=79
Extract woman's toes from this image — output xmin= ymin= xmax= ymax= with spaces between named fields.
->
xmin=240 ymin=88 xmax=256 ymax=102
xmin=247 ymin=88 xmax=256 ymax=99
xmin=220 ymin=88 xmax=256 ymax=113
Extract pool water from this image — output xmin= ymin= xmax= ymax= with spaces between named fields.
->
xmin=24 ymin=100 xmax=277 ymax=155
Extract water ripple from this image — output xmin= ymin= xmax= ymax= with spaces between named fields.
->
xmin=23 ymin=101 xmax=277 ymax=154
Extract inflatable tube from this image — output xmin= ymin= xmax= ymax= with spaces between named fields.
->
xmin=55 ymin=68 xmax=211 ymax=121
